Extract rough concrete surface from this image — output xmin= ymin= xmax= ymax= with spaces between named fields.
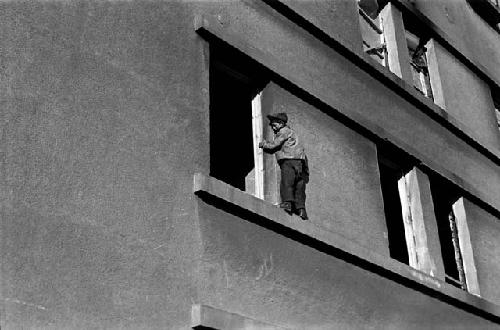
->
xmin=0 ymin=0 xmax=499 ymax=329
xmin=465 ymin=198 xmax=500 ymax=306
xmin=0 ymin=1 xmax=206 ymax=328
xmin=426 ymin=40 xmax=500 ymax=148
xmin=412 ymin=0 xmax=500 ymax=88
xmin=197 ymin=200 xmax=499 ymax=329
xmin=262 ymin=83 xmax=389 ymax=257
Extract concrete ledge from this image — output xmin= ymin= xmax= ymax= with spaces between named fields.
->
xmin=194 ymin=173 xmax=500 ymax=324
xmin=191 ymin=304 xmax=288 ymax=330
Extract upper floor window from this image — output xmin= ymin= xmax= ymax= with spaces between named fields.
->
xmin=494 ymin=95 xmax=500 ymax=130
xmin=358 ymin=1 xmax=435 ymax=101
xmin=358 ymin=0 xmax=387 ymax=65
xmin=496 ymin=109 xmax=500 ymax=130
xmin=405 ymin=31 xmax=433 ymax=100
xmin=430 ymin=177 xmax=468 ymax=290
xmin=467 ymin=0 xmax=500 ymax=32
xmin=402 ymin=13 xmax=434 ymax=100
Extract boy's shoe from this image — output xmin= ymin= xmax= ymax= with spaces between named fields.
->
xmin=296 ymin=208 xmax=309 ymax=220
xmin=279 ymin=202 xmax=293 ymax=214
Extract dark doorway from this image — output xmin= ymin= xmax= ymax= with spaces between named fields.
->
xmin=430 ymin=176 xmax=466 ymax=289
xmin=209 ymin=43 xmax=269 ymax=190
xmin=377 ymin=144 xmax=414 ymax=265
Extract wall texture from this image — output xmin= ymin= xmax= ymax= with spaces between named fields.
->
xmin=465 ymin=199 xmax=500 ymax=306
xmin=262 ymin=83 xmax=389 ymax=256
xmin=1 ymin=0 xmax=499 ymax=328
xmin=426 ymin=40 xmax=499 ymax=148
xmin=281 ymin=0 xmax=363 ymax=53
xmin=413 ymin=0 xmax=500 ymax=87
xmin=197 ymin=200 xmax=499 ymax=329
xmin=0 ymin=1 xmax=206 ymax=328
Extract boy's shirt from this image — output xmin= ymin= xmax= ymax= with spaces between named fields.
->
xmin=261 ymin=126 xmax=306 ymax=161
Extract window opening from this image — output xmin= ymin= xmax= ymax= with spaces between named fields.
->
xmin=402 ymin=13 xmax=433 ymax=100
xmin=494 ymin=94 xmax=500 ymax=131
xmin=496 ymin=109 xmax=500 ymax=131
xmin=430 ymin=177 xmax=467 ymax=290
xmin=377 ymin=144 xmax=415 ymax=265
xmin=209 ymin=44 xmax=269 ymax=196
xmin=358 ymin=0 xmax=388 ymax=65
xmin=467 ymin=0 xmax=500 ymax=32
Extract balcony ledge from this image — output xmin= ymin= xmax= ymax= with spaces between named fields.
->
xmin=194 ymin=172 xmax=500 ymax=324
xmin=191 ymin=304 xmax=289 ymax=330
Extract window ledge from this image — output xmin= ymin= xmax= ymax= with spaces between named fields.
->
xmin=191 ymin=304 xmax=289 ymax=329
xmin=194 ymin=172 xmax=500 ymax=323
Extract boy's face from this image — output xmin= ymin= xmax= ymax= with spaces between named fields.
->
xmin=270 ymin=121 xmax=284 ymax=133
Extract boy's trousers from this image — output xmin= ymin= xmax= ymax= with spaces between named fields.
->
xmin=278 ymin=159 xmax=307 ymax=209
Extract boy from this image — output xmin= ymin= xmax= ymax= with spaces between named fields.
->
xmin=259 ymin=113 xmax=309 ymax=220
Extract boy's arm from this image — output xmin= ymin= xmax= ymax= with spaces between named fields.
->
xmin=259 ymin=129 xmax=290 ymax=150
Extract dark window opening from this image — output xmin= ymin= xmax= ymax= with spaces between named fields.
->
xmin=402 ymin=12 xmax=433 ymax=100
xmin=467 ymin=0 xmax=500 ymax=32
xmin=430 ymin=176 xmax=467 ymax=290
xmin=358 ymin=0 xmax=389 ymax=64
xmin=358 ymin=0 xmax=390 ymax=18
xmin=209 ymin=43 xmax=269 ymax=191
xmin=493 ymin=91 xmax=500 ymax=130
xmin=377 ymin=144 xmax=414 ymax=265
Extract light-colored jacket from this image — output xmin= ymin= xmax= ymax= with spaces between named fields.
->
xmin=261 ymin=126 xmax=306 ymax=161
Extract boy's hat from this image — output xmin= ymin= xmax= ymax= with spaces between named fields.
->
xmin=267 ymin=112 xmax=288 ymax=124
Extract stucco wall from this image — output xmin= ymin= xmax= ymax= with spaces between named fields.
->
xmin=413 ymin=0 xmax=500 ymax=87
xmin=197 ymin=200 xmax=499 ymax=329
xmin=0 ymin=1 xmax=206 ymax=328
xmin=262 ymin=83 xmax=389 ymax=256
xmin=281 ymin=0 xmax=363 ymax=53
xmin=465 ymin=199 xmax=500 ymax=306
xmin=426 ymin=41 xmax=500 ymax=148
xmin=1 ymin=0 xmax=499 ymax=328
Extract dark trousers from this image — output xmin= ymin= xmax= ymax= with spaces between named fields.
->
xmin=279 ymin=159 xmax=307 ymax=210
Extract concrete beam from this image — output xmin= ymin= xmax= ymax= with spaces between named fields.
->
xmin=404 ymin=168 xmax=446 ymax=279
xmin=191 ymin=304 xmax=287 ymax=330
xmin=425 ymin=39 xmax=447 ymax=110
xmin=193 ymin=173 xmax=500 ymax=322
xmin=453 ymin=198 xmax=481 ymax=296
xmin=261 ymin=84 xmax=281 ymax=205
xmin=380 ymin=3 xmax=414 ymax=84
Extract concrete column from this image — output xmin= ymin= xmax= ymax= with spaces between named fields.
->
xmin=261 ymin=83 xmax=280 ymax=205
xmin=425 ymin=39 xmax=447 ymax=109
xmin=453 ymin=198 xmax=481 ymax=296
xmin=380 ymin=3 xmax=414 ymax=84
xmin=401 ymin=167 xmax=445 ymax=278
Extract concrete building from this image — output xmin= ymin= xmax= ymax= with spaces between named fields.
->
xmin=1 ymin=0 xmax=500 ymax=328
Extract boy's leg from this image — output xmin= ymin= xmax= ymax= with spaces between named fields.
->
xmin=279 ymin=160 xmax=296 ymax=206
xmin=293 ymin=160 xmax=306 ymax=210
xmin=294 ymin=178 xmax=306 ymax=210
xmin=292 ymin=160 xmax=308 ymax=220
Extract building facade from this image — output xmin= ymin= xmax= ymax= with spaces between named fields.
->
xmin=1 ymin=0 xmax=500 ymax=329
